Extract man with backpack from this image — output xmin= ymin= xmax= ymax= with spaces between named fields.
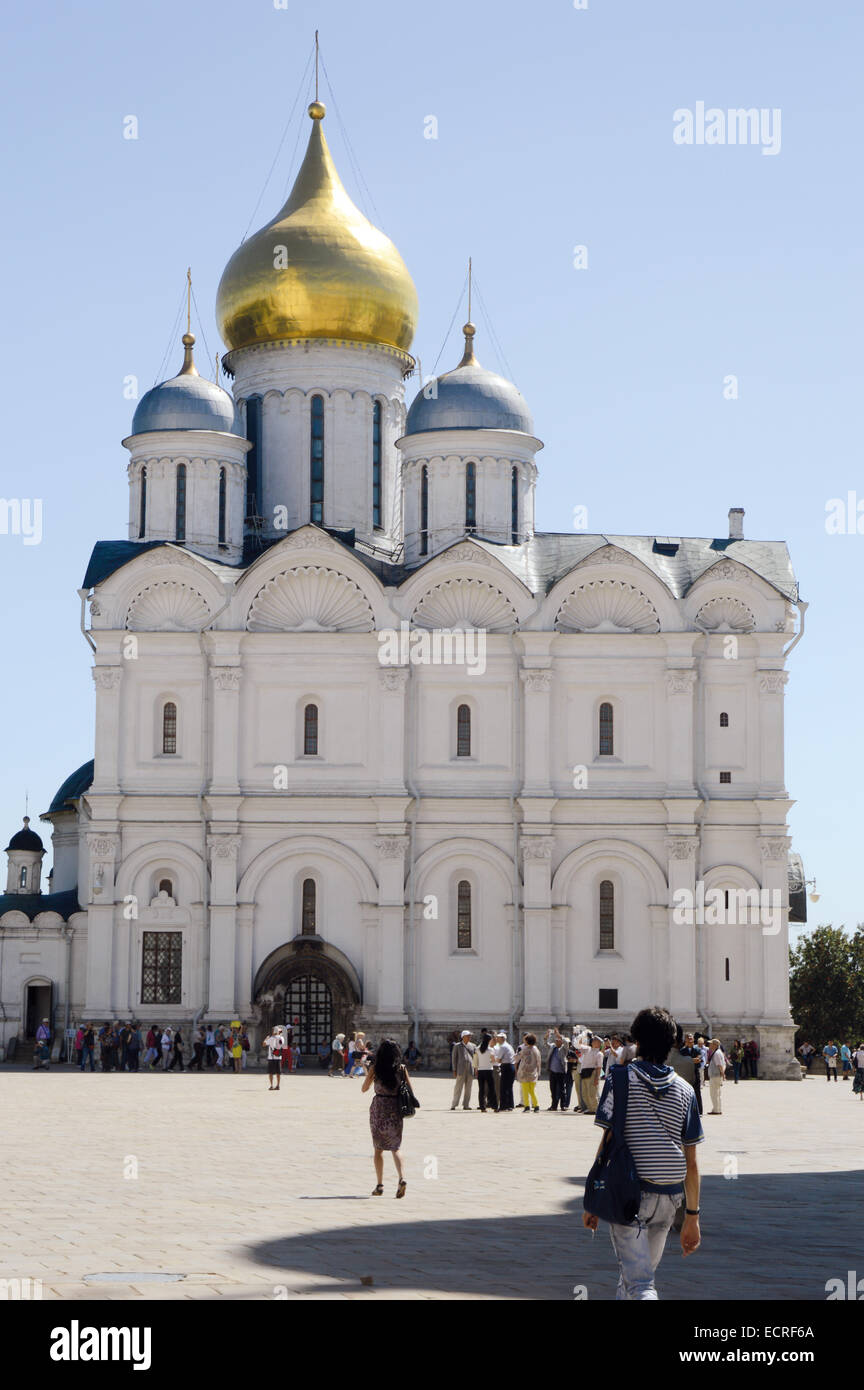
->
xmin=583 ymin=1005 xmax=703 ymax=1299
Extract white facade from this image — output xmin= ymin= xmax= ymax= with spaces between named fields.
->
xmin=0 ymin=104 xmax=805 ymax=1077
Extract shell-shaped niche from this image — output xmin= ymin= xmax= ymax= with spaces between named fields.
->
xmin=126 ymin=581 xmax=212 ymax=631
xmin=695 ymin=596 xmax=756 ymax=633
xmin=412 ymin=578 xmax=518 ymax=631
xmin=247 ymin=566 xmax=375 ymax=632
xmin=555 ymin=579 xmax=660 ymax=633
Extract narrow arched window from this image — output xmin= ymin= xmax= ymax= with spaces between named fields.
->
xmin=158 ymin=878 xmax=173 ymax=896
xmin=720 ymin=711 xmax=729 ymax=727
xmin=138 ymin=466 xmax=147 ymax=538
xmin=304 ymin=703 xmax=319 ymax=755
xmin=465 ymin=461 xmax=476 ymax=532
xmin=175 ymin=463 xmax=186 ymax=541
xmin=310 ymin=395 xmax=325 ymax=525
xmin=725 ymin=956 xmax=731 ymax=981
xmin=457 ymin=880 xmax=472 ymax=949
xmin=599 ymin=880 xmax=615 ymax=949
xmin=419 ymin=465 xmax=429 ymax=555
xmin=599 ymin=702 xmax=614 ymax=756
xmin=511 ymin=465 xmax=519 ymax=544
xmin=372 ymin=400 xmax=382 ymax=530
xmin=302 ymin=878 xmax=317 ymax=935
xmin=456 ymin=703 xmax=471 ymax=757
xmin=19 ymin=865 xmax=27 ymax=889
xmin=162 ymin=702 xmax=177 ymax=755
xmin=218 ymin=468 xmax=227 ymax=545
xmin=245 ymin=395 xmax=262 ymax=522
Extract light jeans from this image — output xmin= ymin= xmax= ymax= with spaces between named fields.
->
xmin=451 ymin=1073 xmax=473 ymax=1108
xmin=609 ymin=1191 xmax=682 ymax=1300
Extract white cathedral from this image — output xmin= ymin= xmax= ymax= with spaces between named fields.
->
xmin=1 ymin=99 xmax=806 ymax=1074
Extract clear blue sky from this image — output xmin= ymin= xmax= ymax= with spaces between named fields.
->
xmin=0 ymin=0 xmax=859 ymax=938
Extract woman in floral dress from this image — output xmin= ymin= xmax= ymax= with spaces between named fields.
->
xmin=361 ymin=1039 xmax=412 ymax=1198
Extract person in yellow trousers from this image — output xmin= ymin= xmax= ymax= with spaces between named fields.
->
xmin=516 ymin=1032 xmax=543 ymax=1112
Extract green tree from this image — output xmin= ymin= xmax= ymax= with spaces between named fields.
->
xmin=789 ymin=924 xmax=864 ymax=1048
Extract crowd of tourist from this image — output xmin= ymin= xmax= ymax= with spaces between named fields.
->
xmin=435 ymin=1025 xmax=761 ymax=1116
xmin=798 ymin=1038 xmax=864 ymax=1092
xmin=61 ymin=1021 xmax=258 ymax=1072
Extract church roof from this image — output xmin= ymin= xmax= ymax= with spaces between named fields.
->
xmin=45 ymin=759 xmax=94 ymax=816
xmin=0 ymin=888 xmax=81 ymax=922
xmin=83 ymin=530 xmax=798 ymax=604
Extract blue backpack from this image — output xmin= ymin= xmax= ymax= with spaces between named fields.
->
xmin=583 ymin=1064 xmax=642 ymax=1225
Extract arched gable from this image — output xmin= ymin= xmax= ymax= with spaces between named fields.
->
xmin=238 ymin=835 xmax=378 ymax=905
xmin=552 ymin=839 xmax=667 ymax=906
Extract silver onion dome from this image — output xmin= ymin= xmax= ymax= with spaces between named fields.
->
xmin=131 ymin=334 xmax=242 ymax=436
xmin=406 ymin=323 xmax=533 ymax=435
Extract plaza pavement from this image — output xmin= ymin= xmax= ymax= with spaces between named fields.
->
xmin=2 ymin=1065 xmax=861 ymax=1301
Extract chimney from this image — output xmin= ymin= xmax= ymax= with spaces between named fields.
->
xmin=728 ymin=507 xmax=744 ymax=540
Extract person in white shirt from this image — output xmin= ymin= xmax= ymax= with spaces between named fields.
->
xmin=706 ymin=1040 xmax=727 ymax=1114
xmin=263 ymin=1025 xmax=286 ymax=1091
xmin=329 ymin=1033 xmax=346 ymax=1076
xmin=575 ymin=1036 xmax=604 ymax=1114
xmin=160 ymin=1028 xmax=172 ymax=1071
xmin=204 ymin=1026 xmax=216 ymax=1068
xmin=476 ymin=1030 xmax=497 ymax=1111
xmin=494 ymin=1032 xmax=516 ymax=1110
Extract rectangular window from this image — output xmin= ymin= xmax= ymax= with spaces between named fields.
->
xmin=420 ymin=466 xmax=429 ymax=556
xmin=720 ymin=770 xmax=731 ymax=784
xmin=141 ymin=931 xmax=182 ymax=1004
xmin=310 ymin=396 xmax=325 ymax=525
xmin=372 ymin=401 xmax=382 ymax=530
xmin=598 ymin=988 xmax=618 ymax=1010
xmin=304 ymin=703 xmax=319 ymax=756
xmin=245 ymin=397 xmax=262 ymax=523
xmin=457 ymin=880 xmax=472 ymax=949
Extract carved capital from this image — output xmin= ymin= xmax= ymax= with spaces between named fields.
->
xmin=665 ymin=836 xmax=699 ymax=861
xmin=759 ymin=671 xmax=789 ymax=695
xmin=520 ymin=836 xmax=555 ymax=863
xmin=210 ymin=666 xmax=242 ymax=692
xmin=520 ymin=668 xmax=552 ymax=694
xmin=666 ymin=669 xmax=697 ymax=696
xmin=207 ymin=834 xmax=242 ymax=860
xmin=374 ymin=835 xmax=409 ymax=861
xmin=378 ymin=668 xmax=410 ymax=693
xmin=92 ymin=667 xmax=122 ymax=691
xmin=760 ymin=837 xmax=790 ymax=862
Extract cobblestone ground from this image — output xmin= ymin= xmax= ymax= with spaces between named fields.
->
xmin=3 ymin=1066 xmax=861 ymax=1301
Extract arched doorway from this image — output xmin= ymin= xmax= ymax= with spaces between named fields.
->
xmin=284 ymin=975 xmax=332 ymax=1056
xmin=253 ymin=938 xmax=361 ymax=1061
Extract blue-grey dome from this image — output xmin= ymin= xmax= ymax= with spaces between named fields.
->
xmin=406 ymin=326 xmax=533 ymax=436
xmin=131 ymin=335 xmax=242 ymax=436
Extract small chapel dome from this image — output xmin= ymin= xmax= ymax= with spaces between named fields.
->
xmin=405 ymin=323 xmax=533 ymax=435
xmin=5 ymin=816 xmax=44 ymax=853
xmin=131 ymin=333 xmax=242 ymax=436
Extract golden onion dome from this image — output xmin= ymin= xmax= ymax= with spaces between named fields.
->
xmin=216 ymin=103 xmax=417 ymax=355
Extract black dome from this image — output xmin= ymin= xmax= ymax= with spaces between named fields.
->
xmin=6 ymin=818 xmax=44 ymax=853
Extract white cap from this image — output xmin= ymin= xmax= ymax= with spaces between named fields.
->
xmin=460 ymin=1029 xmax=471 ymax=1038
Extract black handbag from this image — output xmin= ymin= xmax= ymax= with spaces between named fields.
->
xmin=397 ymin=1067 xmax=420 ymax=1118
xmin=582 ymin=1065 xmax=642 ymax=1226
